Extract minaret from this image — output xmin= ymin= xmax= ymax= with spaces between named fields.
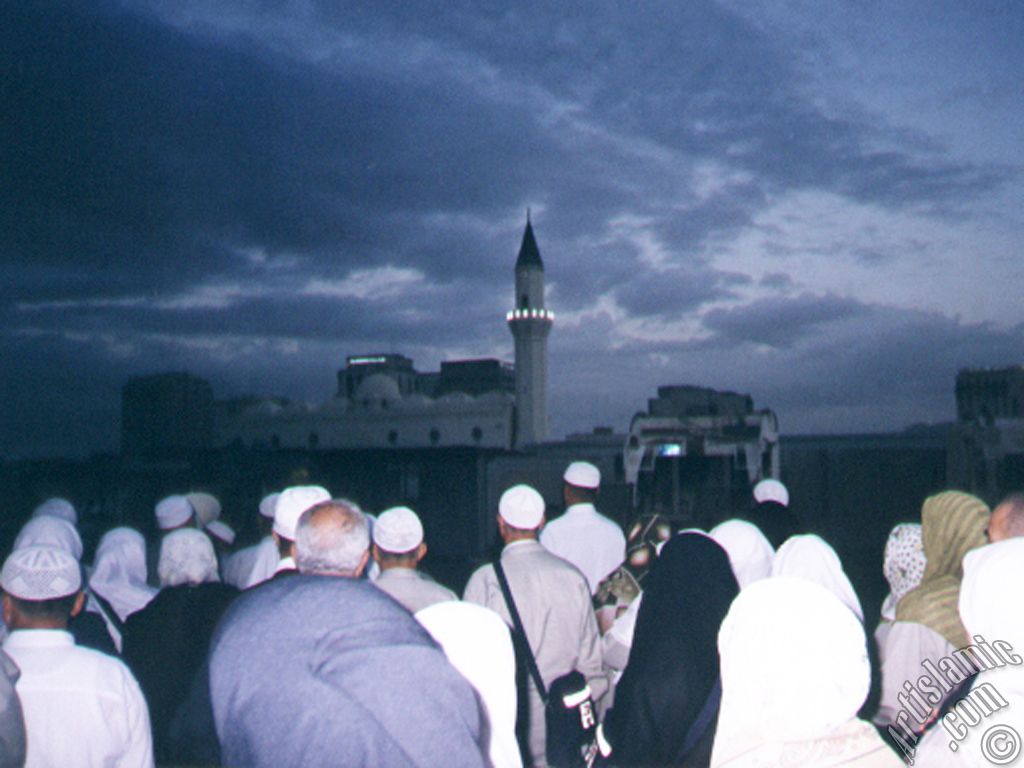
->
xmin=506 ymin=214 xmax=553 ymax=447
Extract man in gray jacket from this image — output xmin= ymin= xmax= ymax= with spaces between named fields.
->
xmin=464 ymin=484 xmax=608 ymax=767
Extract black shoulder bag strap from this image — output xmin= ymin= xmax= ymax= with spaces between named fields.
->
xmin=88 ymin=587 xmax=126 ymax=637
xmin=494 ymin=559 xmax=548 ymax=705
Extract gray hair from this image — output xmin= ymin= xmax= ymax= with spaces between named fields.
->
xmin=295 ymin=500 xmax=370 ymax=576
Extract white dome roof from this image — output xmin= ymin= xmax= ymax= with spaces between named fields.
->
xmin=355 ymin=374 xmax=402 ymax=403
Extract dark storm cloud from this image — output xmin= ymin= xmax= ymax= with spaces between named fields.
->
xmin=701 ymin=293 xmax=869 ymax=349
xmin=1 ymin=0 xmax=1018 ymax=457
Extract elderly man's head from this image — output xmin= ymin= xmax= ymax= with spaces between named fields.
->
xmin=295 ymin=500 xmax=370 ymax=577
xmin=988 ymin=493 xmax=1024 ymax=543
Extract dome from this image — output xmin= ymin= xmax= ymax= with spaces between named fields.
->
xmin=355 ymin=374 xmax=402 ymax=405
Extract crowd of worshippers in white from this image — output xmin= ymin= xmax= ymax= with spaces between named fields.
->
xmin=0 ymin=465 xmax=1022 ymax=768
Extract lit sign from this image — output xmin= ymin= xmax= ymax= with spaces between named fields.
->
xmin=348 ymin=356 xmax=388 ymax=365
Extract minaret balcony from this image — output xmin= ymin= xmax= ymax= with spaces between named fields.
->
xmin=505 ymin=308 xmax=555 ymax=322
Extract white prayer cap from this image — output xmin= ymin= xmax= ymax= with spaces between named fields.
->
xmin=14 ymin=515 xmax=83 ymax=561
xmin=498 ymin=484 xmax=545 ymax=530
xmin=155 ymin=495 xmax=195 ymax=530
xmin=373 ymin=506 xmax=424 ymax=553
xmin=187 ymin=492 xmax=221 ymax=526
xmin=31 ymin=497 xmax=78 ymax=526
xmin=158 ymin=528 xmax=219 ymax=587
xmin=206 ymin=519 xmax=236 ymax=546
xmin=752 ymin=478 xmax=789 ymax=507
xmin=274 ymin=485 xmax=331 ymax=540
xmin=2 ymin=545 xmax=81 ymax=600
xmin=563 ymin=461 xmax=600 ymax=489
xmin=259 ymin=492 xmax=281 ymax=519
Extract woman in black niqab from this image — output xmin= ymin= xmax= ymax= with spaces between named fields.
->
xmin=601 ymin=531 xmax=739 ymax=767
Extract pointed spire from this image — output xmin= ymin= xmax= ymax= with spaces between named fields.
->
xmin=515 ymin=215 xmax=544 ymax=270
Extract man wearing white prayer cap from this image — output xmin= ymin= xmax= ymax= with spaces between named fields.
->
xmin=31 ymin=497 xmax=77 ymax=526
xmin=370 ymin=506 xmax=456 ymax=613
xmin=186 ymin=492 xmax=221 ymax=528
xmin=747 ymin=477 xmax=800 ymax=549
xmin=1 ymin=546 xmax=154 ymax=767
xmin=464 ymin=484 xmax=608 ymax=767
xmin=154 ymin=494 xmax=195 ymax=532
xmin=271 ymin=485 xmax=331 ymax=578
xmin=222 ymin=492 xmax=281 ymax=589
xmin=540 ymin=461 xmax=626 ymax=594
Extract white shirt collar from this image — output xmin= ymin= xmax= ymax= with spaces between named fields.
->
xmin=564 ymin=503 xmax=597 ymax=515
xmin=3 ymin=628 xmax=75 ymax=649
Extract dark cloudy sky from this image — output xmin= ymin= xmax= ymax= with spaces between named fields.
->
xmin=2 ymin=1 xmax=1023 ymax=459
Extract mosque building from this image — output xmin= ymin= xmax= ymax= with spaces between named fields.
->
xmin=122 ymin=219 xmax=555 ymax=457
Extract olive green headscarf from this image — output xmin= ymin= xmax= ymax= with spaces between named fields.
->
xmin=895 ymin=490 xmax=989 ymax=648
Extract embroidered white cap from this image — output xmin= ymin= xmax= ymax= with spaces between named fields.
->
xmin=155 ymin=495 xmax=195 ymax=530
xmin=753 ymin=479 xmax=789 ymax=508
xmin=373 ymin=506 xmax=424 ymax=553
xmin=1 ymin=545 xmax=81 ymax=600
xmin=274 ymin=485 xmax=331 ymax=540
xmin=498 ymin=484 xmax=545 ymax=530
xmin=259 ymin=492 xmax=281 ymax=519
xmin=563 ymin=461 xmax=600 ymax=489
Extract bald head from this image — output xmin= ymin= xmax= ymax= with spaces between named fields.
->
xmin=988 ymin=494 xmax=1024 ymax=543
xmin=295 ymin=500 xmax=370 ymax=577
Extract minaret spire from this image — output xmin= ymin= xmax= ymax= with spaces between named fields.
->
xmin=506 ymin=215 xmax=553 ymax=447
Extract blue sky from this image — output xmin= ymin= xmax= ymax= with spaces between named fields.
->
xmin=2 ymin=0 xmax=1022 ymax=457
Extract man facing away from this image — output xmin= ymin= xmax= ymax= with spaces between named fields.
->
xmin=987 ymin=492 xmax=1024 ymax=542
xmin=1 ymin=545 xmax=153 ymax=767
xmin=464 ymin=484 xmax=608 ymax=768
xmin=371 ymin=505 xmax=457 ymax=613
xmin=207 ymin=499 xmax=489 ymax=768
xmin=540 ymin=461 xmax=626 ymax=594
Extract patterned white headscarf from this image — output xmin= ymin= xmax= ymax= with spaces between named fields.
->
xmin=158 ymin=529 xmax=220 ymax=587
xmin=879 ymin=523 xmax=925 ymax=621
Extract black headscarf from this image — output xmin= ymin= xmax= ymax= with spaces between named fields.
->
xmin=603 ymin=532 xmax=739 ymax=767
xmin=744 ymin=500 xmax=800 ymax=550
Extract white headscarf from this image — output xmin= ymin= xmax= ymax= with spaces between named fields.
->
xmin=31 ymin=497 xmax=78 ymax=526
xmin=709 ymin=520 xmax=774 ymax=589
xmin=415 ymin=601 xmax=521 ymax=768
xmin=771 ymin=534 xmax=864 ymax=621
xmin=158 ymin=529 xmax=220 ymax=587
xmin=913 ymin=538 xmax=1024 ymax=765
xmin=90 ymin=528 xmax=157 ymax=621
xmin=14 ymin=516 xmax=83 ymax=561
xmin=879 ymin=523 xmax=925 ymax=622
xmin=712 ymin=578 xmax=898 ymax=767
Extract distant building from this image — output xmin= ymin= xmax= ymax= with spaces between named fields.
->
xmin=121 ymin=373 xmax=214 ymax=458
xmin=623 ymin=384 xmax=779 ymax=527
xmin=955 ymin=366 xmax=1024 ymax=422
xmin=950 ymin=365 xmax=1024 ymax=499
xmin=126 ymin=220 xmax=553 ymax=456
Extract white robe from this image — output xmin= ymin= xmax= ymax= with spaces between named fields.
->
xmin=539 ymin=503 xmax=625 ymax=594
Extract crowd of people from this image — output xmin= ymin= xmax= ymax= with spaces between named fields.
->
xmin=0 ymin=463 xmax=1022 ymax=767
